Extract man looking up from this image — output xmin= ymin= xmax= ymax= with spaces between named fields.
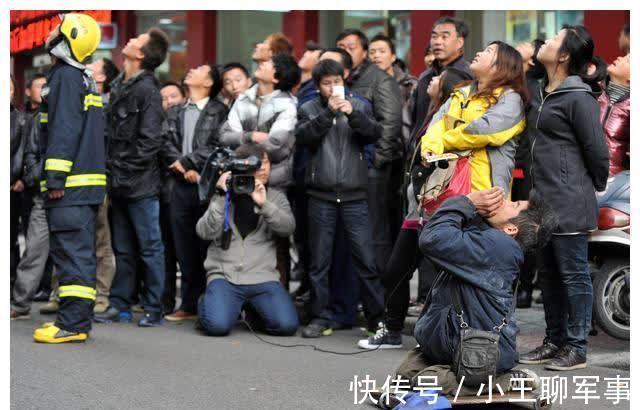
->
xmin=95 ymin=28 xmax=170 ymax=327
xmin=162 ymin=64 xmax=229 ymax=321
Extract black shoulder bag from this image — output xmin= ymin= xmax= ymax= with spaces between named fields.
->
xmin=451 ymin=281 xmax=518 ymax=387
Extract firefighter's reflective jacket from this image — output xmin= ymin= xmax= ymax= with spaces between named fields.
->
xmin=39 ymin=62 xmax=106 ymax=208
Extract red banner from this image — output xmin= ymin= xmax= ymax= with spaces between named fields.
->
xmin=10 ymin=10 xmax=111 ymax=54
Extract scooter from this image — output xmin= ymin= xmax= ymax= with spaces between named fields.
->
xmin=589 ymin=170 xmax=630 ymax=340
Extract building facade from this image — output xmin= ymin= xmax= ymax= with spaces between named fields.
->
xmin=10 ymin=10 xmax=629 ymax=108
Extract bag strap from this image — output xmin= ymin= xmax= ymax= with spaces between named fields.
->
xmin=417 ymin=269 xmax=447 ymax=320
xmin=451 ymin=277 xmax=520 ymax=333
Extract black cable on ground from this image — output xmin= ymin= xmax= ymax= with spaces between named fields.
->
xmin=240 ymin=250 xmax=420 ymax=356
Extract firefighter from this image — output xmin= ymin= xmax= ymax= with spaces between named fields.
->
xmin=32 ymin=13 xmax=106 ymax=343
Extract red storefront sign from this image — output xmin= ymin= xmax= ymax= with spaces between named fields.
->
xmin=10 ymin=10 xmax=111 ymax=54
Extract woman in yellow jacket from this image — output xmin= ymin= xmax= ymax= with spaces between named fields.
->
xmin=421 ymin=41 xmax=528 ymax=195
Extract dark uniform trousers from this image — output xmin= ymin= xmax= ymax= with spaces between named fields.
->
xmin=48 ymin=205 xmax=98 ymax=333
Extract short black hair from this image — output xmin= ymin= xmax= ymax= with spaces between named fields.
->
xmin=508 ymin=190 xmax=559 ymax=255
xmin=393 ymin=58 xmax=407 ymax=72
xmin=221 ymin=62 xmax=250 ymax=79
xmin=305 ymin=40 xmax=324 ymax=52
xmin=433 ymin=16 xmax=470 ymax=39
xmin=101 ymin=58 xmax=120 ymax=94
xmin=235 ymin=143 xmax=269 ymax=162
xmin=26 ymin=73 xmax=47 ymax=89
xmin=320 ymin=47 xmax=353 ymax=72
xmin=369 ymin=34 xmax=396 ymax=54
xmin=336 ymin=28 xmax=369 ymax=50
xmin=312 ymin=59 xmax=345 ymax=86
xmin=160 ymin=81 xmax=186 ymax=97
xmin=207 ymin=63 xmax=223 ymax=98
xmin=272 ymin=53 xmax=301 ymax=92
xmin=622 ymin=23 xmax=630 ymax=37
xmin=140 ymin=28 xmax=169 ymax=71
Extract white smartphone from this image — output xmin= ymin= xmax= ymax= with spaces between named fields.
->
xmin=332 ymin=85 xmax=345 ymax=99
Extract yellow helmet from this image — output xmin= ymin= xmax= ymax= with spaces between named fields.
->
xmin=59 ymin=13 xmax=101 ymax=63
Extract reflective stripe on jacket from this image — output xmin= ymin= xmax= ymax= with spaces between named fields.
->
xmin=40 ymin=62 xmax=106 ymax=208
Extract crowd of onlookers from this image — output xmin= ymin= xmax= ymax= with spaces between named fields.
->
xmin=10 ymin=15 xmax=630 ymax=371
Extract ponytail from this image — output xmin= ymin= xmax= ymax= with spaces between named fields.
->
xmin=559 ymin=25 xmax=606 ymax=91
xmin=583 ymin=56 xmax=608 ymax=89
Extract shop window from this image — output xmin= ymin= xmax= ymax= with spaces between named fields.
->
xmin=341 ymin=11 xmax=411 ymax=69
xmin=507 ymin=10 xmax=584 ymax=43
xmin=216 ymin=10 xmax=284 ymax=75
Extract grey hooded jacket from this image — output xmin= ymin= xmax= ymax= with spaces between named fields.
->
xmin=195 ymin=187 xmax=295 ymax=285
xmin=219 ymin=84 xmax=297 ymax=188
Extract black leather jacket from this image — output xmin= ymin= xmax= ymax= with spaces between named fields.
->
xmin=10 ymin=106 xmax=31 ymax=185
xmin=295 ymin=93 xmax=381 ymax=202
xmin=348 ymin=60 xmax=403 ymax=167
xmin=106 ymin=71 xmax=166 ymax=200
xmin=22 ymin=111 xmax=43 ymax=188
xmin=162 ymin=98 xmax=229 ymax=172
xmin=409 ymin=56 xmax=472 ymax=142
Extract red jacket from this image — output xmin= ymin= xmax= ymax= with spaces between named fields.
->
xmin=598 ymin=83 xmax=630 ymax=176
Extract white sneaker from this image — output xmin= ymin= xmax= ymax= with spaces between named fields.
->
xmin=357 ymin=323 xmax=403 ymax=350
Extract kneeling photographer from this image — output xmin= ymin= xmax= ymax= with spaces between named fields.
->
xmin=195 ymin=144 xmax=298 ymax=336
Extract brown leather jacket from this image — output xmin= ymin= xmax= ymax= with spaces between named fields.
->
xmin=598 ymin=82 xmax=630 ymax=176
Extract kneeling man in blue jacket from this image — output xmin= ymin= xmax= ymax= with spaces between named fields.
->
xmin=414 ymin=187 xmax=557 ymax=380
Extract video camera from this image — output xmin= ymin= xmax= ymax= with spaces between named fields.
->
xmin=201 ymin=147 xmax=262 ymax=200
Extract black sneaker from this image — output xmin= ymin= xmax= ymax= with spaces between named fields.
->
xmin=301 ymin=320 xmax=332 ymax=338
xmin=518 ymin=338 xmax=560 ymax=364
xmin=544 ymin=346 xmax=587 ymax=371
xmin=357 ymin=323 xmax=402 ymax=350
xmin=138 ymin=311 xmax=164 ymax=327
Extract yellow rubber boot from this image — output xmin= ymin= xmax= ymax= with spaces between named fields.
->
xmin=33 ymin=325 xmax=88 ymax=343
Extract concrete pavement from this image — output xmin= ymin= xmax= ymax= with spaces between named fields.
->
xmin=11 ymin=298 xmax=630 ymax=410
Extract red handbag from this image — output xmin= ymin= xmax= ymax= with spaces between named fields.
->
xmin=420 ymin=156 xmax=472 ymax=216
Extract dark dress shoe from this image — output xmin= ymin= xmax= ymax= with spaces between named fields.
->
xmin=32 ymin=290 xmax=51 ymax=302
xmin=517 ymin=289 xmax=532 ymax=308
xmin=138 ymin=312 xmax=164 ymax=327
xmin=94 ymin=306 xmax=132 ymax=323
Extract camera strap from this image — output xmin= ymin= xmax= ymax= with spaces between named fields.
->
xmin=224 ymin=190 xmax=231 ymax=232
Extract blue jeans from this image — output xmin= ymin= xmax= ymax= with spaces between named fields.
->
xmin=307 ymin=197 xmax=384 ymax=327
xmin=538 ymin=234 xmax=592 ymax=355
xmin=198 ymin=279 xmax=299 ymax=336
xmin=109 ymin=196 xmax=165 ymax=313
